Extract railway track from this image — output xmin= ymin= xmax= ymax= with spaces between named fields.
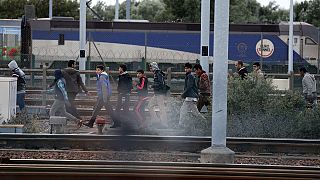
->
xmin=1 ymin=159 xmax=319 ymax=180
xmin=0 ymin=134 xmax=319 ymax=155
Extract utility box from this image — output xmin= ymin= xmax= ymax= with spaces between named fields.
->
xmin=0 ymin=77 xmax=17 ymax=124
xmin=272 ymin=79 xmax=290 ymax=90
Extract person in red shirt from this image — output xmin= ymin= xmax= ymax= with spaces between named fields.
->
xmin=133 ymin=69 xmax=149 ymax=127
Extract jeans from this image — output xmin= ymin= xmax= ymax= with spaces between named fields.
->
xmin=116 ymin=93 xmax=130 ymax=113
xmin=88 ymin=96 xmax=114 ymax=126
xmin=197 ymin=94 xmax=210 ymax=112
xmin=66 ymin=92 xmax=81 ymax=119
xmin=148 ymin=95 xmax=168 ymax=126
xmin=17 ymin=93 xmax=25 ymax=111
xmin=304 ymin=92 xmax=317 ymax=109
xmin=134 ymin=96 xmax=149 ymax=125
xmin=49 ymin=99 xmax=78 ymax=122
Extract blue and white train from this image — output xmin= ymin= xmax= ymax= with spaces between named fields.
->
xmin=0 ymin=19 xmax=319 ymax=69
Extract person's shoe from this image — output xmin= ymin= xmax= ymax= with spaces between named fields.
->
xmin=83 ymin=122 xmax=94 ymax=128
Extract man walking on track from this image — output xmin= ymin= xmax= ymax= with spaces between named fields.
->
xmin=84 ymin=65 xmax=114 ymax=128
xmin=62 ymin=60 xmax=89 ymax=119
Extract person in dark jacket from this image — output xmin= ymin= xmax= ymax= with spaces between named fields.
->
xmin=84 ymin=65 xmax=114 ymax=128
xmin=8 ymin=60 xmax=26 ymax=111
xmin=181 ymin=63 xmax=198 ymax=99
xmin=148 ymin=62 xmax=168 ymax=128
xmin=235 ymin=60 xmax=248 ymax=79
xmin=179 ymin=63 xmax=204 ymax=127
xmin=116 ymin=64 xmax=132 ymax=114
xmin=62 ymin=60 xmax=89 ymax=119
xmin=48 ymin=69 xmax=81 ymax=125
xmin=133 ymin=70 xmax=149 ymax=127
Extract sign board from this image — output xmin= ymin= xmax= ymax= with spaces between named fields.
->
xmin=256 ymin=39 xmax=274 ymax=58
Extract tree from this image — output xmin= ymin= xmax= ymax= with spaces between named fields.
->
xmin=295 ymin=0 xmax=320 ymax=27
xmin=258 ymin=1 xmax=288 ymax=23
xmin=162 ymin=0 xmax=200 ymax=22
xmin=0 ymin=0 xmax=28 ymax=19
xmin=87 ymin=1 xmax=115 ymax=21
xmin=229 ymin=0 xmax=261 ymax=23
xmin=0 ymin=0 xmax=79 ymax=19
xmin=136 ymin=0 xmax=168 ymax=22
xmin=162 ymin=0 xmax=284 ymax=24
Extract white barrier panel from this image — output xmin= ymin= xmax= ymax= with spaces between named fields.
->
xmin=0 ymin=77 xmax=17 ymax=124
xmin=272 ymin=79 xmax=290 ymax=90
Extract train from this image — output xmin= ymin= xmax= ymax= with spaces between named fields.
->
xmin=0 ymin=18 xmax=319 ymax=72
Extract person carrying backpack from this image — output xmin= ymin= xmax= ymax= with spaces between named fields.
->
xmin=148 ymin=62 xmax=168 ymax=128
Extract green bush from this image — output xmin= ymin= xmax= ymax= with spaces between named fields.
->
xmin=6 ymin=112 xmax=40 ymax=133
xmin=227 ymin=75 xmax=320 ymax=138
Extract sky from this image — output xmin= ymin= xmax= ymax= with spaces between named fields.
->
xmin=91 ymin=0 xmax=304 ymax=9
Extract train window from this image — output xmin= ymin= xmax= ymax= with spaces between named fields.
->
xmin=305 ymin=37 xmax=317 ymax=45
xmin=294 ymin=38 xmax=298 ymax=44
xmin=58 ymin=34 xmax=64 ymax=45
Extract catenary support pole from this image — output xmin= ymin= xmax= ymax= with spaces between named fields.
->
xmin=288 ymin=0 xmax=294 ymax=73
xmin=126 ymin=0 xmax=131 ymax=20
xmin=200 ymin=0 xmax=210 ymax=73
xmin=200 ymin=0 xmax=234 ymax=164
xmin=288 ymin=0 xmax=294 ymax=89
xmin=49 ymin=0 xmax=52 ymax=19
xmin=115 ymin=0 xmax=119 ymax=20
xmin=79 ymin=0 xmax=86 ymax=83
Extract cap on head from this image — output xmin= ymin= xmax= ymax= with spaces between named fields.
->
xmin=150 ymin=62 xmax=159 ymax=71
xmin=8 ymin=60 xmax=18 ymax=70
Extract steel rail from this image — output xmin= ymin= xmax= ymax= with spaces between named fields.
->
xmin=0 ymin=134 xmax=319 ymax=154
xmin=0 ymin=159 xmax=319 ymax=180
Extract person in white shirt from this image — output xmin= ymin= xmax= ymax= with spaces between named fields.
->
xmin=299 ymin=67 xmax=317 ymax=108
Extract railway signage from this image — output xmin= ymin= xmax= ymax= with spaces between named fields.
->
xmin=256 ymin=39 xmax=274 ymax=58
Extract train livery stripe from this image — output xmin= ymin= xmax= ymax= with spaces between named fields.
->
xmin=32 ymin=30 xmax=305 ymax=62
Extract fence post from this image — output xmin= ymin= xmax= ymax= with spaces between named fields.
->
xmin=289 ymin=71 xmax=294 ymax=90
xmin=166 ymin=67 xmax=172 ymax=87
xmin=42 ymin=64 xmax=47 ymax=106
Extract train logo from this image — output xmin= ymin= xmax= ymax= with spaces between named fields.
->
xmin=237 ymin=42 xmax=248 ymax=57
xmin=256 ymin=39 xmax=274 ymax=58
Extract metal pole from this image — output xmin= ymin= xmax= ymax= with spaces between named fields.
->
xmin=200 ymin=0 xmax=210 ymax=73
xmin=42 ymin=64 xmax=47 ymax=106
xmin=288 ymin=0 xmax=294 ymax=74
xmin=212 ymin=0 xmax=230 ymax=147
xmin=126 ymin=0 xmax=131 ymax=20
xmin=144 ymin=31 xmax=147 ymax=70
xmin=115 ymin=0 xmax=119 ymax=20
xmin=317 ymin=27 xmax=320 ymax=75
xmin=79 ymin=0 xmax=86 ymax=83
xmin=88 ymin=33 xmax=91 ymax=86
xmin=49 ymin=0 xmax=52 ymax=19
xmin=259 ymin=32 xmax=263 ymax=70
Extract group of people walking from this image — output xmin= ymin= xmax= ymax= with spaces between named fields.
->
xmin=48 ymin=60 xmax=165 ymax=129
xmin=180 ymin=63 xmax=211 ymax=112
xmin=2 ymin=59 xmax=234 ymax=129
xmin=232 ymin=60 xmax=317 ymax=108
xmin=7 ymin=59 xmax=317 ymax=130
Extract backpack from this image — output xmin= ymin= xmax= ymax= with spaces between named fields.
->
xmin=159 ymin=71 xmax=170 ymax=93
